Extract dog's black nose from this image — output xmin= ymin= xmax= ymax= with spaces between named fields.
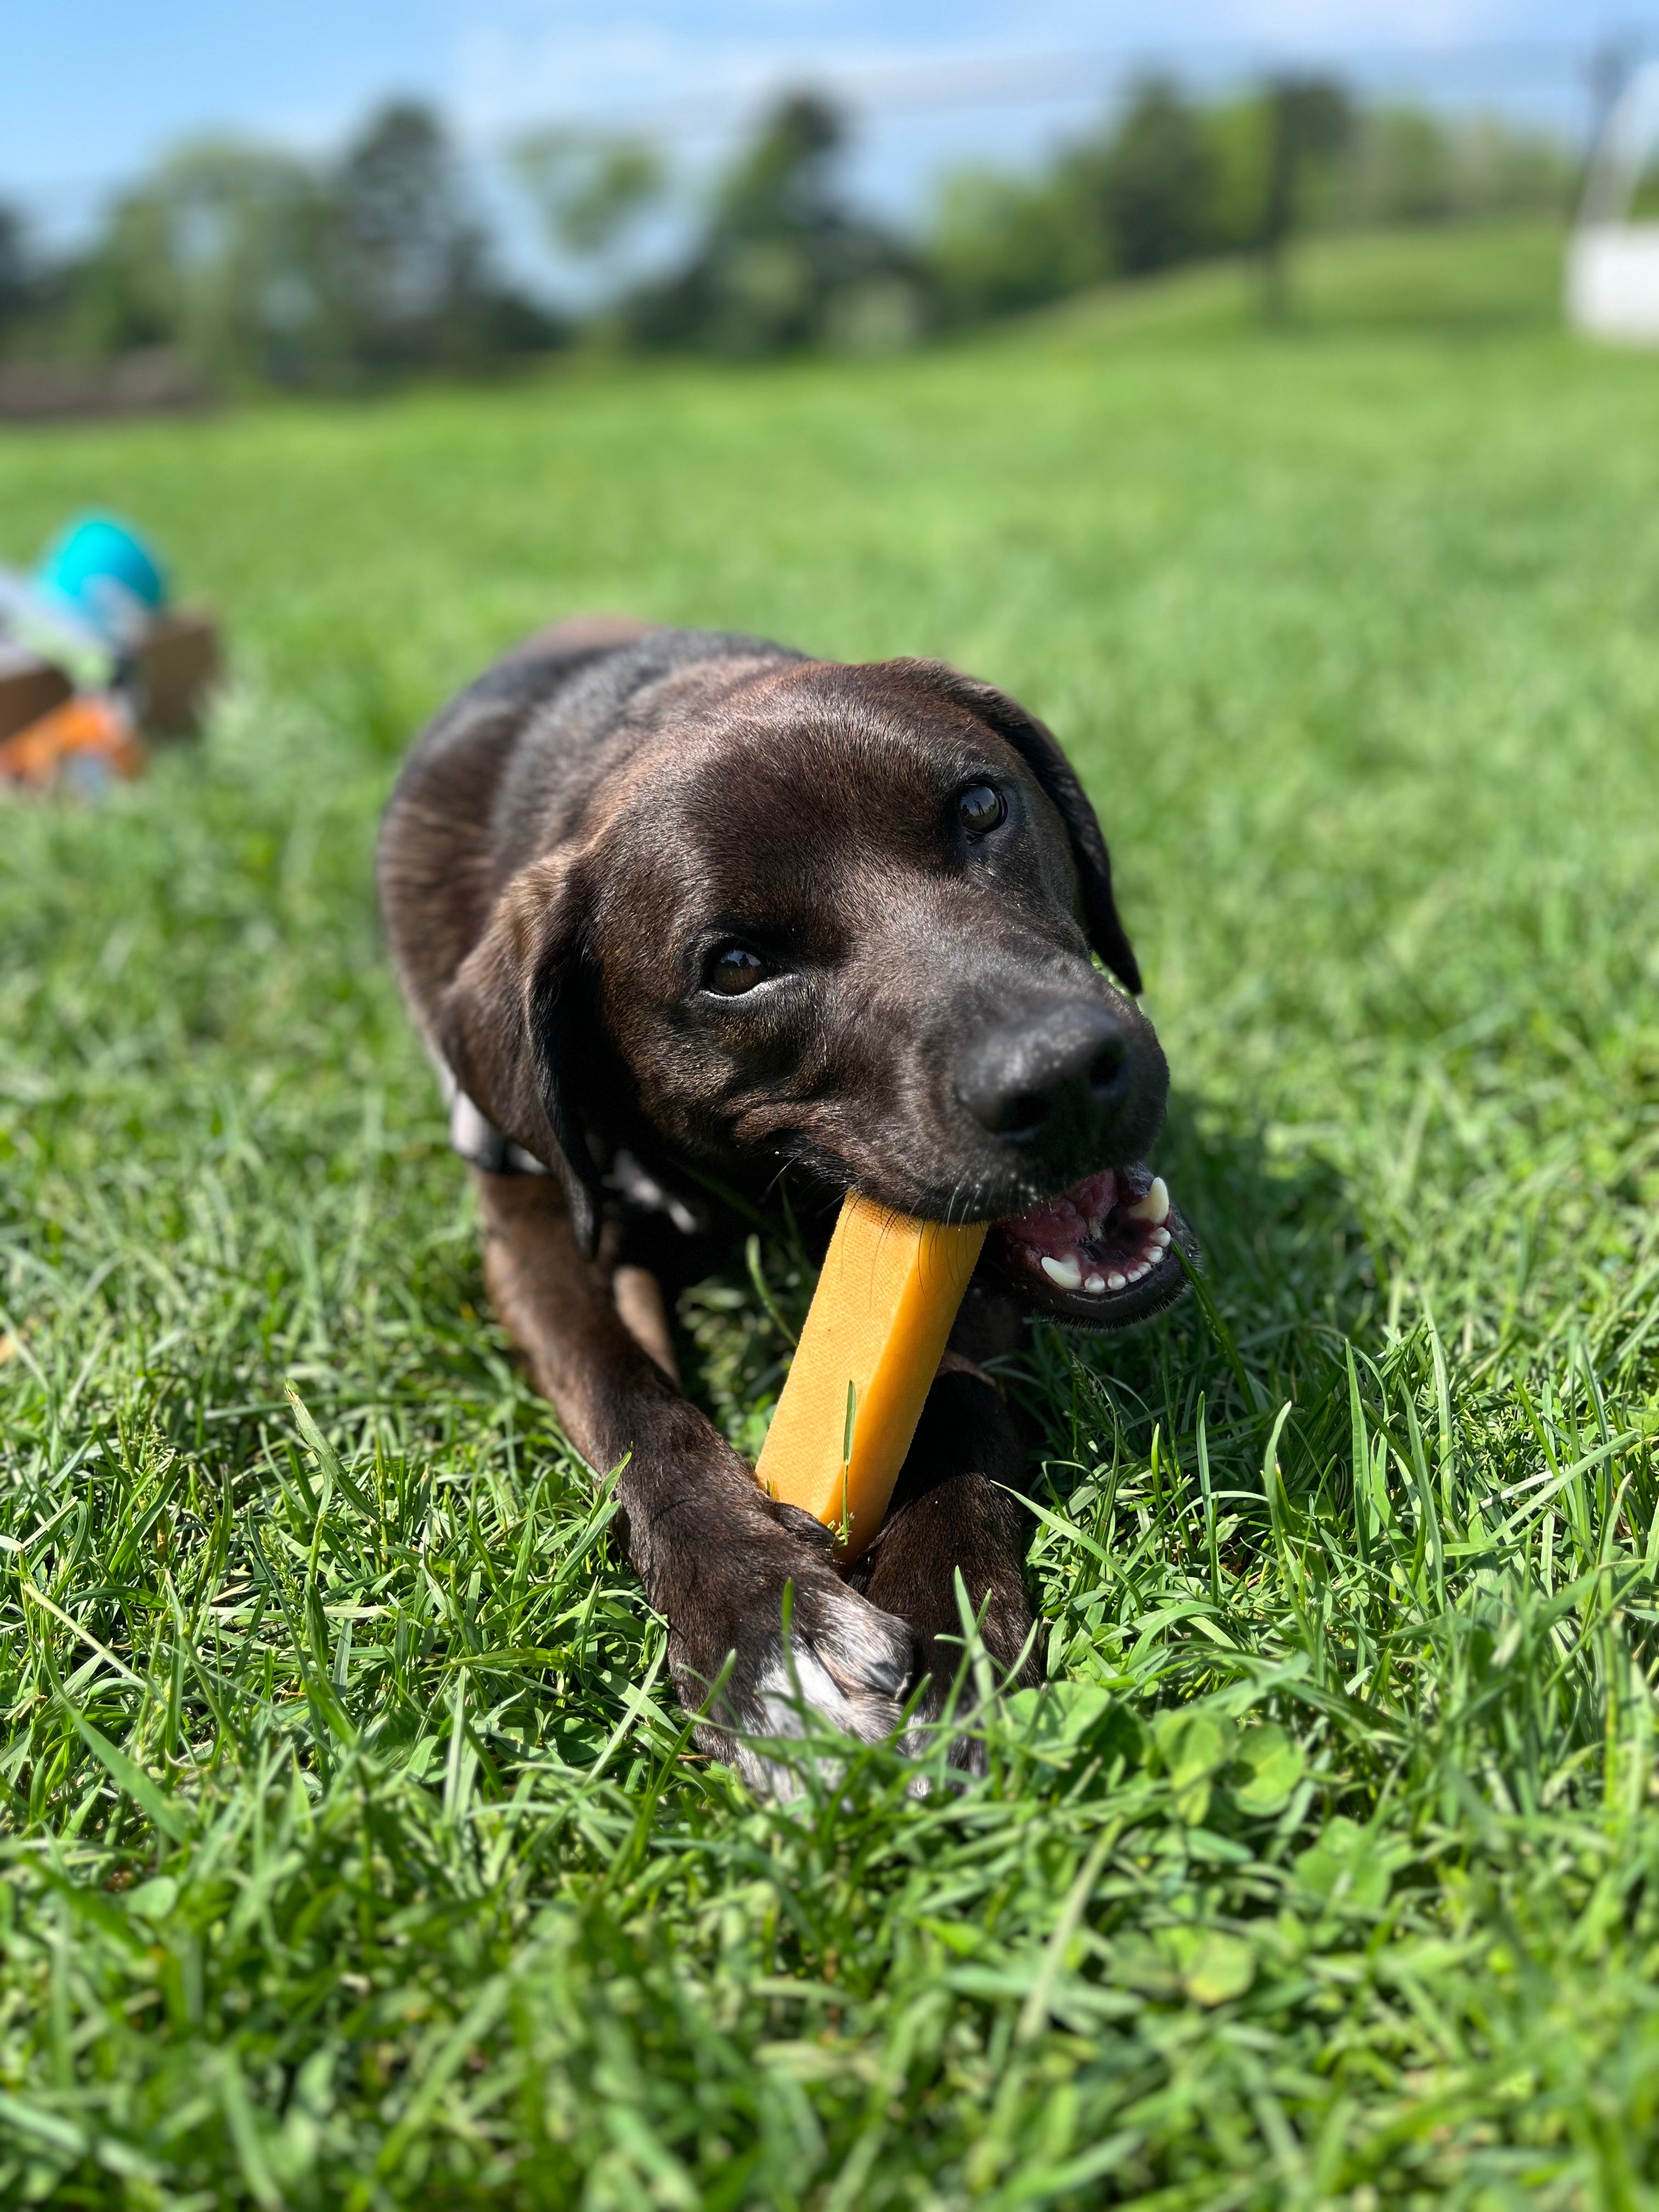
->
xmin=955 ymin=1000 xmax=1131 ymax=1147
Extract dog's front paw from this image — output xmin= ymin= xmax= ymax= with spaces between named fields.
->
xmin=665 ymin=1509 xmax=917 ymax=1796
xmin=854 ymin=1474 xmax=1043 ymax=1780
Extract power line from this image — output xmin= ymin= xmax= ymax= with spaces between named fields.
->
xmin=475 ymin=36 xmax=1620 ymax=143
xmin=5 ymin=31 xmax=1639 ymax=224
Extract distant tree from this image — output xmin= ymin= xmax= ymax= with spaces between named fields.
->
xmin=927 ymin=78 xmax=1223 ymax=323
xmin=1335 ymin=105 xmax=1570 ymax=229
xmin=627 ymin=93 xmax=927 ymax=354
xmin=1272 ymin=100 xmax=1568 ymax=240
xmin=924 ymin=75 xmax=1573 ymax=337
xmin=330 ymin=100 xmax=561 ymax=375
xmin=1259 ymin=77 xmax=1353 ymax=316
xmin=1198 ymin=97 xmax=1276 ymax=253
xmin=514 ymin=129 xmax=665 ymax=262
xmin=67 ymin=142 xmax=344 ymax=384
xmin=0 ymin=205 xmax=34 ymax=345
xmin=716 ymin=91 xmax=843 ymax=242
xmin=333 ymin=102 xmax=490 ymax=370
xmin=928 ymin=167 xmax=1101 ymax=321
xmin=1452 ymin=116 xmax=1573 ymax=218
xmin=44 ymin=108 xmax=558 ymax=391
xmin=6 ymin=78 xmax=1576 ymax=385
xmin=1081 ymin=78 xmax=1216 ymax=276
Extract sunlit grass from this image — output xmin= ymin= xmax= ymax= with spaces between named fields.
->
xmin=3 ymin=223 xmax=1659 ymax=2204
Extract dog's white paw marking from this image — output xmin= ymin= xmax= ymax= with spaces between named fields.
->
xmin=752 ymin=1647 xmax=851 ymax=1731
xmin=721 ymin=1588 xmax=914 ymax=1797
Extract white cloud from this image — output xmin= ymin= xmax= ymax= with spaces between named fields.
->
xmin=444 ymin=0 xmax=1587 ymax=166
xmin=451 ymin=18 xmax=856 ymax=137
xmin=1203 ymin=0 xmax=1509 ymax=44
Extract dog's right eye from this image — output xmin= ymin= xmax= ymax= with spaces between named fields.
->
xmin=703 ymin=944 xmax=769 ymax=996
xmin=957 ymin=782 xmax=1007 ymax=837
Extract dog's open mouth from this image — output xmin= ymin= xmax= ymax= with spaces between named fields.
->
xmin=989 ymin=1163 xmax=1195 ymax=1328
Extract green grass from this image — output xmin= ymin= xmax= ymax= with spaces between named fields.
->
xmin=4 ymin=219 xmax=1659 ymax=2207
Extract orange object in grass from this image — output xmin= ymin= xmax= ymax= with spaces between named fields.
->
xmin=755 ymin=1192 xmax=987 ymax=1561
xmin=0 ymin=693 xmax=144 ymax=791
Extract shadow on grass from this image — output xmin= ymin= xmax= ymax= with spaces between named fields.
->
xmin=1018 ymin=1085 xmax=1381 ymax=1508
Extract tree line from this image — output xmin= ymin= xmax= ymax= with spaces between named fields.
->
xmin=0 ymin=78 xmax=1573 ymax=390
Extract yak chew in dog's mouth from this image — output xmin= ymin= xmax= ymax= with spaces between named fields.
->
xmin=992 ymin=1163 xmax=1189 ymax=1325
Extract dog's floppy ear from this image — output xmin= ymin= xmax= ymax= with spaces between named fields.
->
xmin=434 ymin=853 xmax=604 ymax=1255
xmin=899 ymin=661 xmax=1142 ymax=995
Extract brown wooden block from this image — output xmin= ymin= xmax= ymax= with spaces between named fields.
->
xmin=138 ymin=608 xmax=221 ymax=733
xmin=0 ymin=642 xmax=72 ymax=742
xmin=1 ymin=607 xmax=221 ymax=746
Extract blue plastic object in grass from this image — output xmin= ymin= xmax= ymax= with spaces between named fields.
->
xmin=34 ymin=512 xmax=168 ymax=649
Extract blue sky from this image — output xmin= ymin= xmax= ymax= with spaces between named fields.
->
xmin=1 ymin=0 xmax=1634 ymax=256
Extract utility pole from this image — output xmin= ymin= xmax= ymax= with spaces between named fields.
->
xmin=1582 ymin=30 xmax=1640 ymax=213
xmin=1257 ymin=76 xmax=1352 ymax=324
xmin=1259 ymin=81 xmax=1296 ymax=324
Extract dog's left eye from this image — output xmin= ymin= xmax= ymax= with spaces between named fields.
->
xmin=703 ymin=944 xmax=769 ymax=996
xmin=958 ymin=783 xmax=1006 ymax=837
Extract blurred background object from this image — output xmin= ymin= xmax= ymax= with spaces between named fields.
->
xmin=1567 ymin=54 xmax=1659 ymax=340
xmin=0 ymin=9 xmax=1641 ymax=401
xmin=0 ymin=512 xmax=220 ymax=789
xmin=0 ymin=692 xmax=144 ymax=797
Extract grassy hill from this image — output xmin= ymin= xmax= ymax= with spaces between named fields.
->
xmin=4 ymin=221 xmax=1659 ymax=2205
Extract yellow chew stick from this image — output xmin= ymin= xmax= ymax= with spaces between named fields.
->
xmin=755 ymin=1193 xmax=988 ymax=1562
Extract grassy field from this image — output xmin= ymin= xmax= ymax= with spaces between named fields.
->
xmin=3 ymin=218 xmax=1659 ymax=2206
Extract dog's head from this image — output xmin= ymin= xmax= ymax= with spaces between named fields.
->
xmin=438 ymin=655 xmax=1194 ymax=1327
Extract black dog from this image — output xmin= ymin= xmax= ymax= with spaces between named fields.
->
xmin=378 ymin=619 xmax=1195 ymax=1788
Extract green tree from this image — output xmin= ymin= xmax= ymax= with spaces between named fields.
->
xmin=1259 ymin=78 xmax=1354 ymax=317
xmin=627 ymin=93 xmax=927 ymax=354
xmin=928 ymin=168 xmax=1101 ymax=321
xmin=1335 ymin=106 xmax=1570 ymax=229
xmin=332 ymin=101 xmax=499 ymax=372
xmin=1200 ymin=97 xmax=1276 ymax=253
xmin=50 ymin=107 xmax=560 ymax=390
xmin=67 ymin=142 xmax=344 ymax=385
xmin=0 ymin=205 xmax=34 ymax=347
xmin=923 ymin=78 xmax=1568 ymax=336
xmin=1082 ymin=77 xmax=1216 ymax=276
xmin=514 ymin=130 xmax=665 ymax=261
xmin=927 ymin=79 xmax=1221 ymax=325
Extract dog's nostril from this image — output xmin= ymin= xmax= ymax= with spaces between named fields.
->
xmin=957 ymin=1002 xmax=1135 ymax=1143
xmin=995 ymin=1090 xmax=1051 ymax=1141
xmin=1087 ymin=1039 xmax=1126 ymax=1097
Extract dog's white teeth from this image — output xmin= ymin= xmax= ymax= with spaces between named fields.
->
xmin=1041 ymin=1255 xmax=1084 ymax=1290
xmin=1126 ymin=1176 xmax=1170 ymax=1225
xmin=1083 ymin=1272 xmax=1107 ymax=1294
xmin=1151 ymin=1224 xmax=1172 ymax=1248
xmin=1107 ymin=1271 xmax=1127 ymax=1292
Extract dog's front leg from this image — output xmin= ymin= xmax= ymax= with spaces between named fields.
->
xmin=849 ymin=1289 xmax=1042 ymax=1767
xmin=473 ymin=1170 xmax=916 ymax=1790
